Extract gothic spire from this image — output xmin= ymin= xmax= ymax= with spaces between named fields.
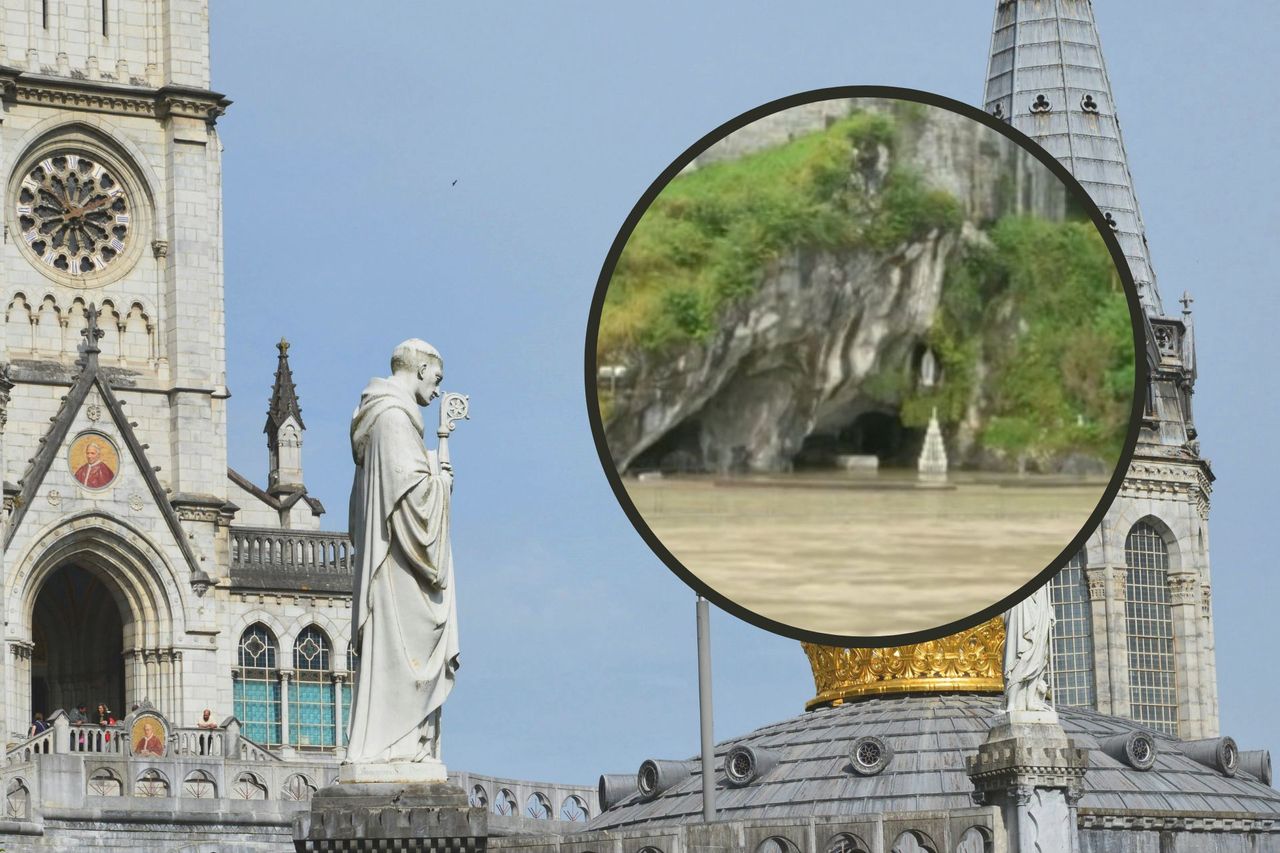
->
xmin=984 ymin=0 xmax=1164 ymax=316
xmin=264 ymin=336 xmax=304 ymax=437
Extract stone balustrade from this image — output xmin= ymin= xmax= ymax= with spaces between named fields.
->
xmin=228 ymin=526 xmax=354 ymax=592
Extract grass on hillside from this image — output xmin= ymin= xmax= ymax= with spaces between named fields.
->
xmin=598 ymin=110 xmax=961 ymax=359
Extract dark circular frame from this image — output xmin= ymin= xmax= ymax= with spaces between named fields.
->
xmin=583 ymin=85 xmax=1148 ymax=647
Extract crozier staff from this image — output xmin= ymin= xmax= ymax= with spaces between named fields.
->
xmin=344 ymin=338 xmax=467 ymax=772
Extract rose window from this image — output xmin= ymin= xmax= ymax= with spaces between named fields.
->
xmin=16 ymin=154 xmax=131 ymax=277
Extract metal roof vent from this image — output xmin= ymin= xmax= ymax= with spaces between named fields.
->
xmin=598 ymin=773 xmax=639 ymax=811
xmin=636 ymin=759 xmax=694 ymax=802
xmin=1240 ymin=750 xmax=1273 ymax=786
xmin=849 ymin=736 xmax=893 ymax=776
xmin=1182 ymin=737 xmax=1240 ymax=778
xmin=1100 ymin=731 xmax=1158 ymax=771
xmin=1030 ymin=94 xmax=1051 ymax=114
xmin=724 ymin=744 xmax=780 ymax=787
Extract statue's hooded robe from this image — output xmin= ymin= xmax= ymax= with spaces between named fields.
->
xmin=346 ymin=377 xmax=460 ymax=763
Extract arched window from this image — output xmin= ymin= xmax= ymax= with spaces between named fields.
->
xmin=1049 ymin=550 xmax=1096 ymax=709
xmin=1125 ymin=521 xmax=1179 ymax=735
xmin=234 ymin=623 xmax=281 ymax=746
xmin=290 ymin=626 xmax=336 ymax=748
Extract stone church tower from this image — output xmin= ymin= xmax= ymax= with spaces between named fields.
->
xmin=984 ymin=0 xmax=1218 ymax=738
xmin=0 ymin=1 xmax=351 ymax=750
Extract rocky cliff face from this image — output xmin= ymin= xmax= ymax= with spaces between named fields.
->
xmin=601 ymin=101 xmax=1073 ymax=474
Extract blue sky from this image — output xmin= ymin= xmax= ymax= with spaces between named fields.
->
xmin=211 ymin=3 xmax=1280 ymax=783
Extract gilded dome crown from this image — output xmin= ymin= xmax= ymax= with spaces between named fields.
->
xmin=802 ymin=617 xmax=1005 ymax=710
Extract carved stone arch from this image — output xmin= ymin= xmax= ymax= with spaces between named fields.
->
xmin=33 ymin=294 xmax=62 ymax=352
xmin=134 ymin=767 xmax=170 ymax=797
xmin=6 ymin=777 xmax=30 ymax=819
xmin=182 ymin=769 xmax=217 ymax=799
xmin=4 ymin=115 xmax=163 ymax=225
xmin=120 ymin=301 xmax=154 ymax=362
xmin=232 ymin=609 xmax=291 ymax=652
xmin=65 ymin=296 xmax=90 ymax=341
xmin=824 ymin=831 xmax=870 ymax=853
xmin=285 ymin=610 xmax=345 ymax=655
xmin=754 ymin=837 xmax=800 ymax=853
xmin=1123 ymin=513 xmax=1182 ymax=572
xmin=8 ymin=512 xmax=188 ymax=640
xmin=955 ymin=826 xmax=993 ymax=853
xmin=492 ymin=787 xmax=517 ymax=816
xmin=87 ymin=766 xmax=123 ymax=796
xmin=5 ymin=292 xmax=34 ymax=352
xmin=4 ymin=290 xmax=33 ymax=321
xmin=4 ymin=118 xmax=160 ymax=289
xmin=282 ymin=773 xmax=317 ymax=801
xmin=889 ymin=830 xmax=937 ymax=853
xmin=524 ymin=790 xmax=552 ymax=819
xmin=232 ymin=771 xmax=268 ymax=800
xmin=559 ymin=793 xmax=589 ymax=822
xmin=468 ymin=783 xmax=489 ymax=809
xmin=97 ymin=300 xmax=123 ymax=359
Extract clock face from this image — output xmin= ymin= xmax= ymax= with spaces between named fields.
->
xmin=15 ymin=153 xmax=131 ymax=278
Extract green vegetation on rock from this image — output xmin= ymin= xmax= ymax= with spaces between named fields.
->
xmin=598 ymin=110 xmax=962 ymax=358
xmin=902 ymin=216 xmax=1134 ymax=465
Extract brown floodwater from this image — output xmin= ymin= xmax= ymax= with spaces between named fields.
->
xmin=623 ymin=470 xmax=1107 ymax=639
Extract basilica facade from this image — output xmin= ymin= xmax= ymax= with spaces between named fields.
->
xmin=0 ymin=0 xmax=356 ymax=756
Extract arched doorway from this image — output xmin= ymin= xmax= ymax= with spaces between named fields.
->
xmin=9 ymin=516 xmax=188 ymax=737
xmin=30 ymin=565 xmax=127 ymax=719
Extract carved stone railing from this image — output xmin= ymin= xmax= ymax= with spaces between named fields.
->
xmin=172 ymin=727 xmax=225 ymax=757
xmin=7 ymin=725 xmax=57 ymax=764
xmin=66 ymin=724 xmax=126 ymax=755
xmin=238 ymin=737 xmax=279 ymax=762
xmin=229 ymin=527 xmax=354 ymax=592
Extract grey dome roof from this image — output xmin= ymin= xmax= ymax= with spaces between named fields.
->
xmin=589 ymin=694 xmax=1279 ymax=831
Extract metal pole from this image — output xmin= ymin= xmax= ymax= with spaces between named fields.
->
xmin=696 ymin=596 xmax=716 ymax=822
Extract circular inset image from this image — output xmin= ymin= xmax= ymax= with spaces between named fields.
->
xmin=586 ymin=88 xmax=1144 ymax=644
xmin=68 ymin=431 xmax=120 ymax=490
xmin=130 ymin=712 xmax=168 ymax=758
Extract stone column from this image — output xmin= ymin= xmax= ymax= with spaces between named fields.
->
xmin=1169 ymin=571 xmax=1202 ymax=736
xmin=158 ymin=650 xmax=173 ymax=717
xmin=1083 ymin=567 xmax=1109 ymax=712
xmin=143 ymin=649 xmax=158 ymax=705
xmin=967 ymin=712 xmax=1088 ymax=853
xmin=171 ymin=651 xmax=184 ymax=726
xmin=1105 ymin=566 xmax=1130 ymax=718
xmin=279 ymin=669 xmax=293 ymax=752
xmin=333 ymin=672 xmax=347 ymax=753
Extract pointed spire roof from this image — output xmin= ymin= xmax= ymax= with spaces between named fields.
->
xmin=264 ymin=337 xmax=304 ymax=435
xmin=984 ymin=0 xmax=1164 ymax=315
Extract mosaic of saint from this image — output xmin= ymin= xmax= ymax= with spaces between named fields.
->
xmin=68 ymin=432 xmax=119 ymax=490
xmin=130 ymin=714 xmax=167 ymax=758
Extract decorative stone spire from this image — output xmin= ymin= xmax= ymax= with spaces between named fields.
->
xmin=265 ymin=337 xmax=305 ymax=493
xmin=984 ymin=0 xmax=1164 ymax=316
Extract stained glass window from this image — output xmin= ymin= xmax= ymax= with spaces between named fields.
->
xmin=1125 ymin=521 xmax=1179 ymax=735
xmin=289 ymin=626 xmax=335 ymax=748
xmin=1049 ymin=550 xmax=1096 ymax=709
xmin=233 ymin=624 xmax=281 ymax=746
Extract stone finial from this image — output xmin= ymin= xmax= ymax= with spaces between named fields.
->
xmin=1180 ymin=290 xmax=1194 ymax=316
xmin=265 ymin=336 xmax=305 ymax=493
xmin=80 ymin=303 xmax=105 ymax=356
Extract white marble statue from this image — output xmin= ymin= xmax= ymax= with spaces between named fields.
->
xmin=1002 ymin=584 xmax=1055 ymax=715
xmin=343 ymin=339 xmax=468 ymax=782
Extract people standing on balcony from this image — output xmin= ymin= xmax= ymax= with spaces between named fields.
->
xmin=69 ymin=702 xmax=89 ymax=747
xmin=197 ymin=708 xmax=219 ymax=730
xmin=28 ymin=712 xmax=48 ymax=737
